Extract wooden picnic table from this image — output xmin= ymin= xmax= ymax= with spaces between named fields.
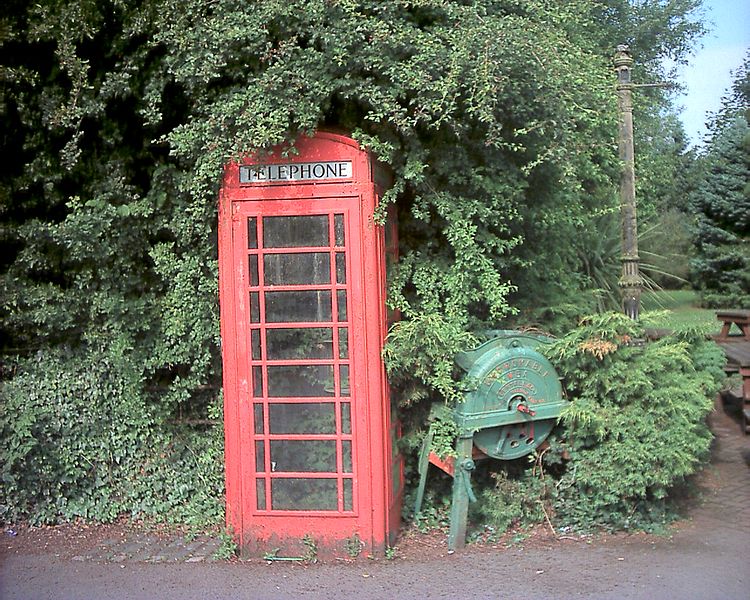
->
xmin=713 ymin=309 xmax=750 ymax=433
xmin=715 ymin=309 xmax=750 ymax=341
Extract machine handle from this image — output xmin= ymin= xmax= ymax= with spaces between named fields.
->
xmin=516 ymin=404 xmax=536 ymax=417
xmin=457 ymin=459 xmax=477 ymax=503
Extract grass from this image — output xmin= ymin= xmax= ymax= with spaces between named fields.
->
xmin=640 ymin=289 xmax=717 ymax=331
xmin=641 ymin=289 xmax=699 ymax=311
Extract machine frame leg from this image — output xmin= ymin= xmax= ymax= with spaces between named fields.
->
xmin=413 ymin=427 xmax=434 ymax=516
xmin=448 ymin=436 xmax=475 ymax=551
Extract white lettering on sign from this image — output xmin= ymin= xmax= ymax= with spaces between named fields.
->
xmin=240 ymin=161 xmax=353 ymax=183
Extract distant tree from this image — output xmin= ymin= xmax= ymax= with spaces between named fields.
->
xmin=690 ymin=116 xmax=750 ymax=307
xmin=511 ymin=0 xmax=707 ymax=313
xmin=706 ymin=51 xmax=750 ymax=133
xmin=690 ymin=53 xmax=750 ymax=307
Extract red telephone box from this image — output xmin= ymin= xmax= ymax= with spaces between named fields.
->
xmin=218 ymin=131 xmax=402 ymax=557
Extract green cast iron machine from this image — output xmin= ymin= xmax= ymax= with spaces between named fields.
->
xmin=414 ymin=331 xmax=567 ymax=550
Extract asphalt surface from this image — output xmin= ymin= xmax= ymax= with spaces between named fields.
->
xmin=1 ymin=396 xmax=748 ymax=600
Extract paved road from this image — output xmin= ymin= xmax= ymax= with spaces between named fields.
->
xmin=2 ymin=399 xmax=748 ymax=600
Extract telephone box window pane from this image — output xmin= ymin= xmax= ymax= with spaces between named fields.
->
xmin=343 ymin=479 xmax=353 ymax=511
xmin=250 ymin=292 xmax=260 ymax=323
xmin=255 ymin=441 xmax=265 ymax=472
xmin=341 ymin=403 xmax=351 ymax=434
xmin=264 ymin=253 xmax=330 ymax=286
xmin=266 ymin=327 xmax=333 ymax=360
xmin=268 ymin=403 xmax=336 ymax=434
xmin=335 ymin=253 xmax=346 ymax=284
xmin=250 ymin=329 xmax=261 ymax=360
xmin=263 ymin=216 xmax=329 ymax=248
xmin=336 ymin=290 xmax=346 ymax=322
xmin=267 ymin=365 xmax=334 ymax=397
xmin=252 ymin=366 xmax=263 ymax=397
xmin=271 ymin=479 xmax=337 ymax=511
xmin=247 ymin=217 xmax=258 ymax=249
xmin=334 ymin=214 xmax=345 ymax=246
xmin=338 ymin=328 xmax=349 ymax=359
xmin=340 ymin=365 xmax=350 ymax=397
xmin=256 ymin=479 xmax=266 ymax=510
xmin=249 ymin=255 xmax=259 ymax=287
xmin=269 ymin=440 xmax=337 ymax=472
xmin=342 ymin=440 xmax=352 ymax=473
xmin=265 ymin=291 xmax=332 ymax=322
xmin=253 ymin=403 xmax=264 ymax=434
xmin=337 ymin=290 xmax=347 ymax=322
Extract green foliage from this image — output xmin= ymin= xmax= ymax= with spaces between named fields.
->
xmin=568 ymin=207 xmax=693 ymax=317
xmin=543 ymin=312 xmax=721 ymax=531
xmin=384 ymin=314 xmax=477 ymax=406
xmin=0 ymin=348 xmax=152 ymax=524
xmin=640 ymin=290 xmax=718 ymax=333
xmin=344 ymin=533 xmax=363 ymax=559
xmin=0 ymin=0 xmax=712 ymax=530
xmin=212 ymin=530 xmax=239 ymax=561
xmin=706 ymin=51 xmax=750 ymax=133
xmin=412 ymin=490 xmax=452 ymax=534
xmin=301 ymin=534 xmax=318 ymax=563
xmin=472 ymin=470 xmax=547 ymax=535
xmin=426 ymin=407 xmax=461 ymax=460
xmin=505 ymin=0 xmax=706 ymax=323
xmin=127 ymin=425 xmax=225 ymax=527
xmin=0 ymin=347 xmax=225 ymax=526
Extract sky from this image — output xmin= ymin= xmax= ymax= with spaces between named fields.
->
xmin=672 ymin=0 xmax=750 ymax=147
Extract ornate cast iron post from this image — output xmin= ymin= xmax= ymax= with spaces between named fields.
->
xmin=614 ymin=44 xmax=643 ymax=320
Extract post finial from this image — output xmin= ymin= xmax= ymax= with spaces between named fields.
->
xmin=614 ymin=45 xmax=633 ymax=70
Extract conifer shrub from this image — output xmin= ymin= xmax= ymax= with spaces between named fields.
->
xmin=471 ymin=313 xmax=725 ymax=534
xmin=690 ymin=116 xmax=750 ymax=308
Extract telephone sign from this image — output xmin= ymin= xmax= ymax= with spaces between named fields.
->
xmin=239 ymin=160 xmax=353 ymax=183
